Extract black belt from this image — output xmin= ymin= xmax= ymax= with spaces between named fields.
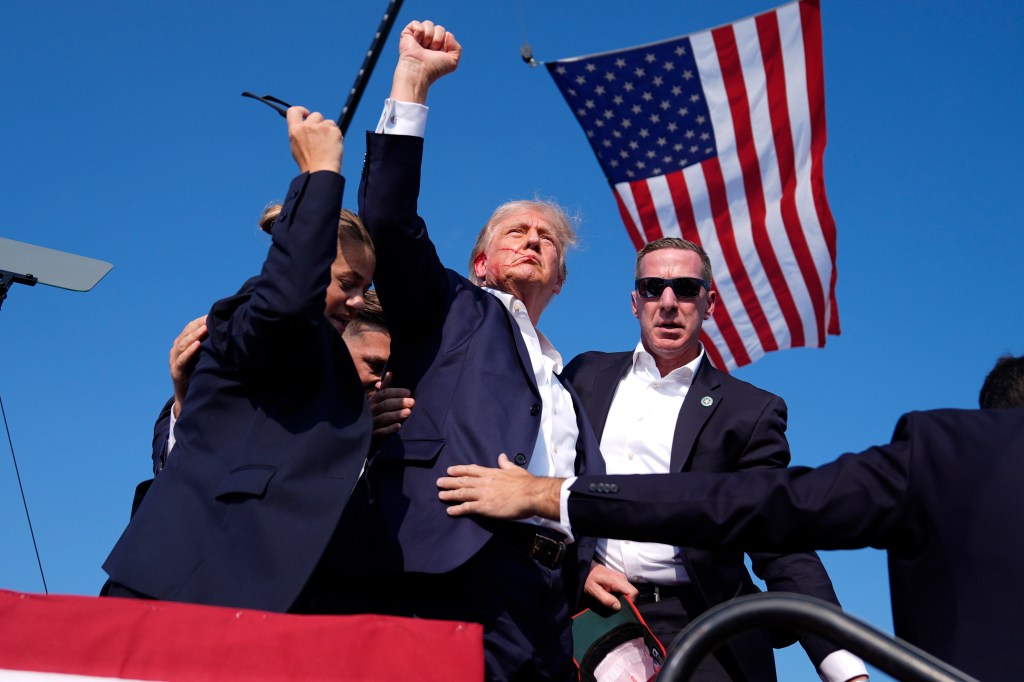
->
xmin=631 ymin=582 xmax=695 ymax=605
xmin=501 ymin=523 xmax=567 ymax=569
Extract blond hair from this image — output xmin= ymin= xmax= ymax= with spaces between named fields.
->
xmin=258 ymin=204 xmax=373 ymax=254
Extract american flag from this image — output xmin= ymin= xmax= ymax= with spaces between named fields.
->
xmin=547 ymin=0 xmax=839 ymax=370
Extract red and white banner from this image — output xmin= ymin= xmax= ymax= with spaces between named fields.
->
xmin=0 ymin=590 xmax=483 ymax=681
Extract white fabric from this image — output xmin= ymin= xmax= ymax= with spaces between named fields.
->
xmin=591 ymin=637 xmax=659 ymax=682
xmin=482 ymin=287 xmax=579 ymax=542
xmin=818 ymin=649 xmax=869 ymax=682
xmin=595 ymin=343 xmax=702 ymax=585
xmin=166 ymin=404 xmax=177 ymax=455
xmin=375 ymin=99 xmax=428 ymax=137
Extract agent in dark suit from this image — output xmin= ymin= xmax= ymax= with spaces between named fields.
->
xmin=562 ymin=238 xmax=865 ymax=682
xmin=439 ymin=356 xmax=1024 ymax=681
xmin=125 ymin=290 xmax=392 ymax=522
xmin=347 ymin=20 xmax=603 ymax=681
xmin=145 ymin=289 xmax=390 ymax=479
xmin=103 ymin=106 xmax=375 ymax=612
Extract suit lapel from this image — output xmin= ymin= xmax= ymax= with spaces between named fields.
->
xmin=669 ymin=359 xmax=723 ymax=471
xmin=580 ymin=354 xmax=632 ymax=440
xmin=501 ymin=305 xmax=541 ymax=399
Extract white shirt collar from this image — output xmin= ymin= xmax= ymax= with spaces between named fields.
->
xmin=631 ymin=341 xmax=704 ymax=386
xmin=482 ymin=286 xmax=563 ymax=373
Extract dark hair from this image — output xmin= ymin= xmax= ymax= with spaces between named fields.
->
xmin=979 ymin=354 xmax=1024 ymax=409
xmin=634 ymin=237 xmax=712 ymax=283
xmin=345 ymin=289 xmax=388 ymax=336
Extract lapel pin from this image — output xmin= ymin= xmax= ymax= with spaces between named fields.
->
xmin=700 ymin=396 xmax=714 ymax=407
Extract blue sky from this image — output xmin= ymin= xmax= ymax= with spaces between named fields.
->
xmin=2 ymin=1 xmax=1022 ymax=678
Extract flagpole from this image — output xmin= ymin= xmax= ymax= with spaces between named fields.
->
xmin=336 ymin=0 xmax=405 ymax=135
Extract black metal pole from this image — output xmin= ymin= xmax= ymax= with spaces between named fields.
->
xmin=336 ymin=0 xmax=405 ymax=135
xmin=659 ymin=593 xmax=979 ymax=682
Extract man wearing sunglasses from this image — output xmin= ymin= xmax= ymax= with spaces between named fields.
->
xmin=440 ymin=355 xmax=1024 ymax=681
xmin=560 ymin=238 xmax=867 ymax=682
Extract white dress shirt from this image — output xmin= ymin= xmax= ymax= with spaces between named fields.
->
xmin=474 ymin=290 xmax=579 ymax=541
xmin=563 ymin=342 xmax=867 ymax=681
xmin=595 ymin=342 xmax=702 ymax=584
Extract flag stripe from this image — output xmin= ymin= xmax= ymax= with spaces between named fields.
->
xmin=777 ymin=1 xmax=836 ymax=347
xmin=738 ymin=13 xmax=818 ymax=350
xmin=714 ymin=21 xmax=807 ymax=353
xmin=682 ymin=164 xmax=755 ymax=368
xmin=648 ymin=175 xmax=684 ymax=240
xmin=755 ymin=10 xmax=824 ymax=347
xmin=800 ymin=0 xmax=841 ymax=336
xmin=630 ymin=181 xmax=667 ymax=243
xmin=701 ymin=157 xmax=777 ymax=353
xmin=688 ymin=29 xmax=767 ymax=365
xmin=700 ymin=329 xmax=729 ymax=370
xmin=666 ymin=170 xmax=752 ymax=367
xmin=613 ymin=189 xmax=647 ymax=250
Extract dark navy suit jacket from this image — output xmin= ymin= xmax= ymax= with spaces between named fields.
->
xmin=357 ymin=132 xmax=603 ymax=602
xmin=567 ymin=407 xmax=1024 ymax=680
xmin=104 ymin=172 xmax=372 ymax=612
xmin=564 ymin=351 xmax=846 ymax=678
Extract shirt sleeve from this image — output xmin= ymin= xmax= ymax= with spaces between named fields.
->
xmin=375 ymin=99 xmax=429 ymax=137
xmin=167 ymin=404 xmax=178 ymax=455
xmin=560 ymin=476 xmax=577 ymax=534
xmin=818 ymin=649 xmax=869 ymax=682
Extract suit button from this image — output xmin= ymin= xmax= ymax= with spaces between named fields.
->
xmin=514 ymin=453 xmax=528 ymax=466
xmin=609 ymin=484 xmax=619 ymax=493
xmin=588 ymin=483 xmax=598 ymax=492
xmin=530 ymin=403 xmax=541 ymax=416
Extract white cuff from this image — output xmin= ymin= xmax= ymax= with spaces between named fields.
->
xmin=818 ymin=649 xmax=869 ymax=682
xmin=167 ymin=404 xmax=178 ymax=455
xmin=559 ymin=476 xmax=577 ymax=536
xmin=375 ymin=99 xmax=428 ymax=137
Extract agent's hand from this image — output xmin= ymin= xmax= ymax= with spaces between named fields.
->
xmin=370 ymin=372 xmax=415 ymax=439
xmin=287 ymin=106 xmax=343 ymax=174
xmin=584 ymin=563 xmax=638 ymax=611
xmin=169 ymin=315 xmax=207 ymax=418
xmin=390 ymin=20 xmax=462 ymax=104
xmin=438 ymin=453 xmax=564 ymax=520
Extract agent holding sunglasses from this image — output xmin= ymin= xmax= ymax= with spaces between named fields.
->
xmin=556 ymin=238 xmax=868 ymax=682
xmin=103 ymin=107 xmax=377 ymax=614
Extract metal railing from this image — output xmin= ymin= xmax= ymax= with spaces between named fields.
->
xmin=658 ymin=593 xmax=979 ymax=682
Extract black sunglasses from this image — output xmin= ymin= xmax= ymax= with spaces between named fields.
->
xmin=635 ymin=276 xmax=709 ymax=299
xmin=241 ymin=91 xmax=293 ymax=118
